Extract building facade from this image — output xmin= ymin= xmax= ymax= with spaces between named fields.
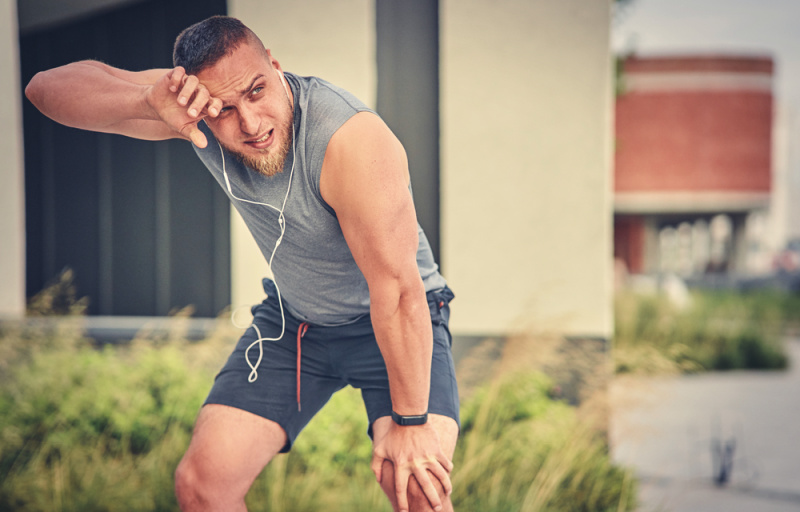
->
xmin=614 ymin=54 xmax=773 ymax=276
xmin=3 ymin=0 xmax=614 ymax=345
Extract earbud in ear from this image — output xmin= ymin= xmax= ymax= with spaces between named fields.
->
xmin=276 ymin=69 xmax=290 ymax=100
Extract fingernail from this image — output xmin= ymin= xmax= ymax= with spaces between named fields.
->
xmin=209 ymin=107 xmax=218 ymax=116
xmin=189 ymin=108 xmax=197 ymax=117
xmin=179 ymin=97 xmax=187 ymax=106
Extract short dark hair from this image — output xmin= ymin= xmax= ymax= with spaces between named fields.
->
xmin=173 ymin=16 xmax=262 ymax=74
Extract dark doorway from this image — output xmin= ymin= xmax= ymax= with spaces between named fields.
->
xmin=20 ymin=0 xmax=231 ymax=317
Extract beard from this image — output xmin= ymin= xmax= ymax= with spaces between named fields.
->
xmin=220 ymin=100 xmax=294 ymax=178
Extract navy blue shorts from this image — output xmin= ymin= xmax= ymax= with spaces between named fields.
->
xmin=204 ymin=279 xmax=460 ymax=452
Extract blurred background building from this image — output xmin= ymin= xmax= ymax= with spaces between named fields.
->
xmin=0 ymin=0 xmax=615 ymax=347
xmin=612 ymin=0 xmax=800 ymax=287
xmin=614 ymin=54 xmax=774 ymax=276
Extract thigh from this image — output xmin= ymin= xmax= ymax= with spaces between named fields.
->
xmin=180 ymin=404 xmax=287 ymax=494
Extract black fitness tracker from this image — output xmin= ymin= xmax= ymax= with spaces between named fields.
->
xmin=391 ymin=411 xmax=429 ymax=426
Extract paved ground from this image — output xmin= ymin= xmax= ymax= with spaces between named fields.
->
xmin=610 ymin=337 xmax=800 ymax=512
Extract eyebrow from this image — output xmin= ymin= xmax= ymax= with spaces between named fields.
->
xmin=240 ymin=74 xmax=266 ymax=96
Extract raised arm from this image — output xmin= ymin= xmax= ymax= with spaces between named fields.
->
xmin=25 ymin=61 xmax=221 ymax=147
xmin=320 ymin=111 xmax=453 ymax=512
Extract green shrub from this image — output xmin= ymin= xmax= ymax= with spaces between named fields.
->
xmin=0 ymin=323 xmax=636 ymax=512
xmin=0 ymin=328 xmax=210 ymax=511
xmin=614 ymin=290 xmax=790 ymax=375
xmin=459 ymin=372 xmax=636 ymax=512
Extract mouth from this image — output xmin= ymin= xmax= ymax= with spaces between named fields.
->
xmin=245 ymin=129 xmax=274 ymax=150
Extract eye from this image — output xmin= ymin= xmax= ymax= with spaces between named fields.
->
xmin=251 ymin=86 xmax=264 ymax=96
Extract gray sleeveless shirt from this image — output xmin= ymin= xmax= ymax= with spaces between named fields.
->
xmin=193 ymin=73 xmax=446 ymax=325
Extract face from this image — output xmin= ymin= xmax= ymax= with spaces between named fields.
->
xmin=198 ymin=41 xmax=293 ymax=177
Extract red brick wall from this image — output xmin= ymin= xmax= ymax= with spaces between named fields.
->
xmin=615 ymin=56 xmax=772 ymax=194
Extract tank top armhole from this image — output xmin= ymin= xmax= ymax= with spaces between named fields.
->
xmin=307 ymin=109 xmax=376 ymax=220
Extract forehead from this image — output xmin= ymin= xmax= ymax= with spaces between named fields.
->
xmin=196 ymin=41 xmax=271 ymax=98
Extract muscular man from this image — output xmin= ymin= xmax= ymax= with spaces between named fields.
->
xmin=25 ymin=15 xmax=459 ymax=512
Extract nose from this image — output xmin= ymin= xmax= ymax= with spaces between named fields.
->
xmin=238 ymin=104 xmax=260 ymax=136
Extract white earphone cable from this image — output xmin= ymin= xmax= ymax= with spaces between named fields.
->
xmin=219 ymin=70 xmax=296 ymax=383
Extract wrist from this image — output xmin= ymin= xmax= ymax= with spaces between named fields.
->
xmin=141 ymin=85 xmax=162 ymax=122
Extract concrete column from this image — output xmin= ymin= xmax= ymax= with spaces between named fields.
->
xmin=731 ymin=213 xmax=749 ymax=274
xmin=0 ymin=0 xmax=26 ymax=319
xmin=642 ymin=217 xmax=661 ymax=274
xmin=441 ymin=0 xmax=614 ymax=337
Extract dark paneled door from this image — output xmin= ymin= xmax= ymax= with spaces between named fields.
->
xmin=376 ymin=0 xmax=441 ymax=264
xmin=21 ymin=0 xmax=231 ymax=317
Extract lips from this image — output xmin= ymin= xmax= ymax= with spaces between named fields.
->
xmin=245 ymin=129 xmax=274 ymax=150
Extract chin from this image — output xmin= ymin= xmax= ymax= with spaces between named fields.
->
xmin=227 ymin=144 xmax=289 ymax=178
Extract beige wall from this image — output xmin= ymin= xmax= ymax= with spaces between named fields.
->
xmin=441 ymin=0 xmax=614 ymax=337
xmin=3 ymin=0 xmax=613 ymax=333
xmin=227 ymin=0 xmax=614 ymax=337
xmin=226 ymin=0 xmax=376 ymax=309
xmin=0 ymin=0 xmax=26 ymax=319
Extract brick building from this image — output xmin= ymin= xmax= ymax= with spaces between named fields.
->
xmin=614 ymin=54 xmax=773 ymax=275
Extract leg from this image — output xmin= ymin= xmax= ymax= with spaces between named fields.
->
xmin=174 ymin=404 xmax=288 ymax=511
xmin=372 ymin=414 xmax=459 ymax=512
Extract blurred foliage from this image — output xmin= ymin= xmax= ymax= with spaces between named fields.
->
xmin=0 ymin=277 xmax=637 ymax=511
xmin=614 ymin=289 xmax=795 ymax=375
xmin=26 ymin=268 xmax=89 ymax=317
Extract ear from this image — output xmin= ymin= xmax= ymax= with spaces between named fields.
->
xmin=266 ymin=48 xmax=282 ymax=72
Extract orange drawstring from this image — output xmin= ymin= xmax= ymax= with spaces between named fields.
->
xmin=296 ymin=322 xmax=309 ymax=411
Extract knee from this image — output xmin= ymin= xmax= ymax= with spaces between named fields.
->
xmin=174 ymin=456 xmax=203 ymax=509
xmin=381 ymin=459 xmax=449 ymax=512
xmin=407 ymin=471 xmax=448 ymax=512
xmin=175 ymin=455 xmax=242 ymax=511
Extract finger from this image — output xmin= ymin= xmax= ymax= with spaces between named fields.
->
xmin=438 ymin=450 xmax=454 ymax=474
xmin=412 ymin=467 xmax=444 ymax=511
xmin=169 ymin=66 xmax=186 ymax=93
xmin=395 ymin=468 xmax=410 ymax=512
xmin=187 ymin=85 xmax=210 ymax=118
xmin=178 ymin=75 xmax=199 ymax=106
xmin=206 ymin=96 xmax=222 ymax=118
xmin=427 ymin=460 xmax=453 ymax=497
xmin=370 ymin=453 xmax=384 ymax=484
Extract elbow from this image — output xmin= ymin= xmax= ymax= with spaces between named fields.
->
xmin=369 ymin=270 xmax=425 ymax=311
xmin=25 ymin=72 xmax=44 ymax=106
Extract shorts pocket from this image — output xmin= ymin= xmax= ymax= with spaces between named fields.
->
xmin=427 ymin=286 xmax=455 ymax=326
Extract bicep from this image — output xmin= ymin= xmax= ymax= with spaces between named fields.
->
xmin=85 ymin=63 xmax=179 ymax=140
xmin=321 ymin=113 xmax=420 ymax=287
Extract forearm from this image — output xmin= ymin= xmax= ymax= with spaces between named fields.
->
xmin=370 ymin=275 xmax=433 ymax=415
xmin=25 ymin=61 xmax=158 ymax=132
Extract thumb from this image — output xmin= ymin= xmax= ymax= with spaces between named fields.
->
xmin=187 ymin=124 xmax=208 ymax=148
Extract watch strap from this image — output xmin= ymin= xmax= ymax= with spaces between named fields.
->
xmin=391 ymin=411 xmax=428 ymax=426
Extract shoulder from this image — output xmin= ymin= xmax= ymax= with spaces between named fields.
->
xmin=295 ymin=74 xmax=370 ymax=111
xmin=328 ymin=112 xmax=403 ymax=162
xmin=291 ymin=74 xmax=374 ymax=131
xmin=320 ymin=112 xmax=409 ymax=209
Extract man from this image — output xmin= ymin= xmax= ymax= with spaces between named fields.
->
xmin=25 ymin=15 xmax=459 ymax=512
